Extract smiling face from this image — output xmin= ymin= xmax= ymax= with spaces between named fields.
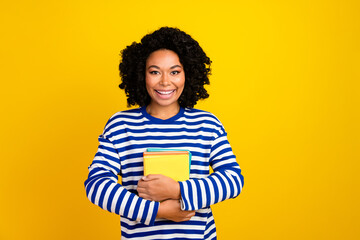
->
xmin=145 ymin=49 xmax=185 ymax=112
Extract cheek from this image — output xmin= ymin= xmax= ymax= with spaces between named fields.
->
xmin=145 ymin=75 xmax=155 ymax=88
xmin=179 ymin=74 xmax=186 ymax=90
xmin=145 ymin=76 xmax=154 ymax=95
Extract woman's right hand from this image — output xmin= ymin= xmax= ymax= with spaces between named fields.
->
xmin=156 ymin=199 xmax=195 ymax=222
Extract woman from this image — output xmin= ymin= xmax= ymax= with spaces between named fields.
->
xmin=84 ymin=27 xmax=244 ymax=239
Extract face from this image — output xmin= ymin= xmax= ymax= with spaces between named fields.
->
xmin=145 ymin=49 xmax=185 ymax=110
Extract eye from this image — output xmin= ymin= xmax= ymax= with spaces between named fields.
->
xmin=149 ymin=71 xmax=160 ymax=75
xmin=171 ymin=70 xmax=180 ymax=75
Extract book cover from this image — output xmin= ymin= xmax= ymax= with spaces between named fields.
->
xmin=143 ymin=151 xmax=190 ymax=181
xmin=146 ymin=148 xmax=192 ymax=171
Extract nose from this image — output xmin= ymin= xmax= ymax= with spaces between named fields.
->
xmin=160 ymin=73 xmax=170 ymax=86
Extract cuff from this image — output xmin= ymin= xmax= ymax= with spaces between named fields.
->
xmin=148 ymin=201 xmax=160 ymax=225
xmin=179 ymin=181 xmax=190 ymax=211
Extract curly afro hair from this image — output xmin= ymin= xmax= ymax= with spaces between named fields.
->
xmin=119 ymin=27 xmax=211 ymax=108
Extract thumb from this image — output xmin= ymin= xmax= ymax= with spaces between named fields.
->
xmin=142 ymin=174 xmax=160 ymax=181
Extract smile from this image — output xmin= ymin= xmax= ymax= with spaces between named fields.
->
xmin=155 ymin=90 xmax=175 ymax=95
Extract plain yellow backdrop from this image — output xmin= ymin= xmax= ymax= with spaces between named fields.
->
xmin=1 ymin=0 xmax=359 ymax=239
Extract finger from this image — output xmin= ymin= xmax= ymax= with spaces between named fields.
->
xmin=136 ymin=186 xmax=146 ymax=193
xmin=142 ymin=174 xmax=160 ymax=181
xmin=137 ymin=180 xmax=147 ymax=187
xmin=184 ymin=211 xmax=194 ymax=215
xmin=138 ymin=192 xmax=152 ymax=201
xmin=183 ymin=214 xmax=195 ymax=221
xmin=184 ymin=216 xmax=193 ymax=221
xmin=188 ymin=211 xmax=196 ymax=217
xmin=137 ymin=180 xmax=143 ymax=187
xmin=183 ymin=211 xmax=195 ymax=219
xmin=176 ymin=216 xmax=193 ymax=222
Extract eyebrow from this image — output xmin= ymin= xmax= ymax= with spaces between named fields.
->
xmin=147 ymin=65 xmax=183 ymax=70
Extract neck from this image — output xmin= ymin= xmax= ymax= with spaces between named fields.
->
xmin=146 ymin=102 xmax=181 ymax=120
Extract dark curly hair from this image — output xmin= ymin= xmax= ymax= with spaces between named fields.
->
xmin=119 ymin=27 xmax=211 ymax=108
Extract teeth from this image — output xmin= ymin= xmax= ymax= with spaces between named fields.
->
xmin=156 ymin=90 xmax=175 ymax=95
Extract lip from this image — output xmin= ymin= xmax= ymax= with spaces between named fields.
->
xmin=154 ymin=89 xmax=176 ymax=99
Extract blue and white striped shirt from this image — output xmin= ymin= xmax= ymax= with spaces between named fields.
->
xmin=84 ymin=106 xmax=244 ymax=239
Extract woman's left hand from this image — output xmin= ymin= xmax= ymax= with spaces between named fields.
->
xmin=137 ymin=174 xmax=181 ymax=202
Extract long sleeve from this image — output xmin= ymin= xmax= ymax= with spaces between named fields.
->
xmin=179 ymin=132 xmax=244 ymax=211
xmin=84 ymin=134 xmax=159 ymax=225
xmin=84 ymin=107 xmax=243 ymax=239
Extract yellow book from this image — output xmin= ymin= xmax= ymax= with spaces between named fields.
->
xmin=143 ymin=151 xmax=190 ymax=181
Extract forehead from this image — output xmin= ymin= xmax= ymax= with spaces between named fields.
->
xmin=146 ymin=49 xmax=182 ymax=66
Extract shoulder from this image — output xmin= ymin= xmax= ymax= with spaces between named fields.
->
xmin=184 ymin=108 xmax=223 ymax=126
xmin=183 ymin=108 xmax=226 ymax=137
xmin=109 ymin=107 xmax=142 ymax=120
xmin=103 ymin=107 xmax=143 ymax=134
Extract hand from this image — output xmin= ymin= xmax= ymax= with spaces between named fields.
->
xmin=137 ymin=174 xmax=180 ymax=202
xmin=157 ymin=199 xmax=195 ymax=222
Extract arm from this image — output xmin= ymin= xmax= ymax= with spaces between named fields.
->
xmin=156 ymin=199 xmax=195 ymax=222
xmin=179 ymin=133 xmax=244 ymax=211
xmin=137 ymin=175 xmax=195 ymax=221
xmin=84 ymin=135 xmax=159 ymax=225
xmin=137 ymin=133 xmax=244 ymax=211
xmin=137 ymin=174 xmax=180 ymax=201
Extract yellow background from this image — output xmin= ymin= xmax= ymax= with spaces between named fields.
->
xmin=1 ymin=0 xmax=359 ymax=239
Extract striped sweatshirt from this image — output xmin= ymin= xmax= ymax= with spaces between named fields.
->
xmin=84 ymin=106 xmax=244 ymax=239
